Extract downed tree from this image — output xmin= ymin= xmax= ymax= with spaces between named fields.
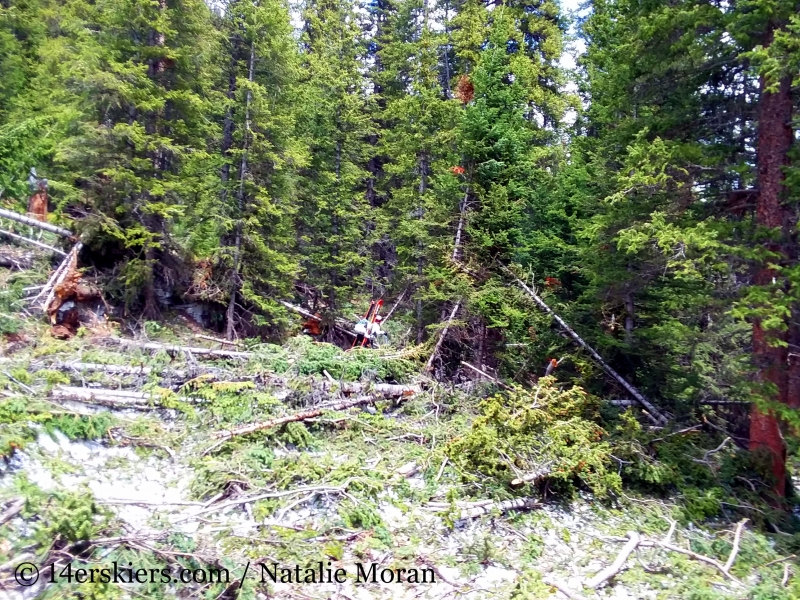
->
xmin=51 ymin=386 xmax=199 ymax=408
xmin=107 ymin=338 xmax=253 ymax=360
xmin=461 ymin=361 xmax=511 ymax=390
xmin=0 ymin=252 xmax=33 ymax=270
xmin=0 ymin=207 xmax=74 ymax=238
xmin=279 ymin=300 xmax=356 ymax=338
xmin=425 ymin=300 xmax=461 ymax=372
xmin=34 ymin=242 xmax=82 ymax=311
xmin=212 ymin=394 xmax=382 ymax=442
xmin=0 ymin=228 xmax=66 ymax=256
xmin=499 ymin=264 xmax=668 ymax=426
xmin=457 ymin=497 xmax=541 ymax=520
xmin=45 ymin=362 xmax=422 ymax=398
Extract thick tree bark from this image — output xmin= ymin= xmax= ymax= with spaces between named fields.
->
xmin=750 ymin=32 xmax=794 ymax=497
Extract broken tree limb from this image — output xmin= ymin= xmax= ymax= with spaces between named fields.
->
xmin=586 ymin=531 xmax=641 ymax=588
xmin=322 ymin=380 xmax=422 ymax=398
xmin=108 ymin=338 xmax=253 ymax=360
xmin=0 ymin=228 xmax=67 ymax=256
xmin=458 ymin=496 xmax=541 ymax=519
xmin=425 ymin=300 xmax=461 ymax=372
xmin=461 ymin=361 xmax=511 ymax=389
xmin=542 ymin=578 xmax=587 ymax=600
xmin=212 ymin=395 xmax=380 ymax=441
xmin=194 ymin=334 xmax=241 ymax=347
xmin=499 ymin=265 xmax=667 ymax=426
xmin=279 ymin=300 xmax=357 ymax=338
xmin=0 ymin=498 xmax=25 ymax=526
xmin=723 ymin=519 xmax=749 ymax=574
xmin=510 ymin=463 xmax=553 ymax=487
xmin=0 ymin=252 xmax=33 ymax=270
xmin=37 ymin=242 xmax=82 ymax=311
xmin=0 ymin=207 xmax=73 ymax=238
xmin=382 ymin=287 xmax=408 ymax=324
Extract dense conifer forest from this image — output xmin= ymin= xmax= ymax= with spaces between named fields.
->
xmin=2 ymin=0 xmax=800 ymax=597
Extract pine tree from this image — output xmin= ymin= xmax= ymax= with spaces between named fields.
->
xmin=294 ymin=0 xmax=372 ymax=322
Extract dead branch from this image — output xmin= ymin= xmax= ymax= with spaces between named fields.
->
xmin=0 ymin=498 xmax=25 ymax=525
xmin=723 ymin=519 xmax=748 ymax=574
xmin=194 ymin=334 xmax=241 ymax=347
xmin=499 ymin=264 xmax=667 ymax=425
xmin=382 ymin=287 xmax=408 ymax=323
xmin=211 ymin=395 xmax=381 ymax=442
xmin=51 ymin=387 xmax=168 ymax=408
xmin=461 ymin=361 xmax=511 ymax=389
xmin=0 ymin=207 xmax=73 ymax=238
xmin=542 ymin=578 xmax=588 ymax=600
xmin=510 ymin=463 xmax=553 ymax=488
xmin=650 ymin=540 xmax=743 ymax=585
xmin=0 ymin=252 xmax=33 ymax=270
xmin=37 ymin=242 xmax=82 ymax=311
xmin=0 ymin=228 xmax=66 ymax=256
xmin=586 ymin=531 xmax=640 ymax=588
xmin=458 ymin=496 xmax=541 ymax=519
xmin=108 ymin=338 xmax=253 ymax=359
xmin=323 ymin=380 xmax=422 ymax=398
xmin=425 ymin=300 xmax=461 ymax=372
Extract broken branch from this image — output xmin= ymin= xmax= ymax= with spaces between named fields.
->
xmin=499 ymin=264 xmax=667 ymax=425
xmin=212 ymin=395 xmax=382 ymax=442
xmin=0 ymin=228 xmax=66 ymax=256
xmin=585 ymin=531 xmax=640 ymax=588
xmin=425 ymin=300 xmax=461 ymax=372
xmin=0 ymin=207 xmax=74 ymax=238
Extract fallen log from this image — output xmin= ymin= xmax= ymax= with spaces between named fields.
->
xmin=212 ymin=394 xmax=381 ymax=442
xmin=425 ymin=300 xmax=461 ymax=372
xmin=280 ymin=300 xmax=357 ymax=338
xmin=36 ymin=242 xmax=82 ymax=311
xmin=324 ymin=380 xmax=421 ymax=398
xmin=51 ymin=388 xmax=162 ymax=408
xmin=109 ymin=338 xmax=253 ymax=359
xmin=0 ymin=207 xmax=73 ymax=238
xmin=458 ymin=496 xmax=541 ymax=519
xmin=0 ymin=228 xmax=66 ymax=256
xmin=0 ymin=252 xmax=33 ymax=270
xmin=194 ymin=334 xmax=241 ymax=346
xmin=500 ymin=264 xmax=667 ymax=426
xmin=585 ymin=531 xmax=640 ymax=588
xmin=510 ymin=463 xmax=553 ymax=488
xmin=0 ymin=497 xmax=25 ymax=526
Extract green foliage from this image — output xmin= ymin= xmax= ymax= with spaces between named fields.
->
xmin=449 ymin=378 xmax=621 ymax=498
xmin=287 ymin=336 xmax=416 ymax=381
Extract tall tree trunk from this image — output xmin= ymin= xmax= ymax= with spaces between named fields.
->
xmin=749 ymin=24 xmax=794 ymax=498
xmin=220 ymin=35 xmax=240 ymax=195
xmin=226 ymin=41 xmax=255 ymax=340
xmin=142 ymin=0 xmax=168 ymax=321
xmin=416 ymin=152 xmax=427 ymax=344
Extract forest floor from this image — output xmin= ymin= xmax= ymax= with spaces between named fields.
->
xmin=1 ymin=261 xmax=799 ymax=600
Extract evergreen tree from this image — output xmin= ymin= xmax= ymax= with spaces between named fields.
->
xmin=294 ymin=0 xmax=373 ymax=322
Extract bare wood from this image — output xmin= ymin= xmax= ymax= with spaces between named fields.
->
xmin=382 ymin=287 xmax=408 ymax=323
xmin=461 ymin=361 xmax=511 ymax=389
xmin=194 ymin=483 xmax=349 ymax=518
xmin=33 ymin=242 xmax=76 ymax=305
xmin=279 ymin=300 xmax=357 ymax=338
xmin=764 ymin=554 xmax=796 ymax=567
xmin=452 ymin=187 xmax=470 ymax=262
xmin=510 ymin=463 xmax=553 ymax=487
xmin=542 ymin=578 xmax=588 ymax=600
xmin=0 ymin=228 xmax=66 ymax=256
xmin=586 ymin=531 xmax=640 ymax=588
xmin=0 ymin=207 xmax=73 ymax=238
xmin=40 ymin=242 xmax=83 ymax=311
xmin=323 ymin=380 xmax=421 ymax=398
xmin=194 ymin=334 xmax=241 ymax=347
xmin=782 ymin=563 xmax=790 ymax=587
xmin=459 ymin=496 xmax=541 ymax=519
xmin=425 ymin=300 xmax=461 ymax=372
xmin=212 ymin=395 xmax=379 ymax=441
xmin=723 ymin=519 xmax=748 ymax=573
xmin=0 ymin=498 xmax=25 ymax=525
xmin=500 ymin=265 xmax=667 ymax=425
xmin=0 ymin=252 xmax=33 ymax=270
xmin=110 ymin=338 xmax=253 ymax=359
xmin=655 ymin=540 xmax=743 ymax=585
